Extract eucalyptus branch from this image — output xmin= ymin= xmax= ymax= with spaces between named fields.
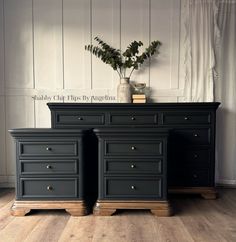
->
xmin=85 ymin=37 xmax=161 ymax=80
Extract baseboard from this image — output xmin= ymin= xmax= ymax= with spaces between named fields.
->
xmin=216 ymin=179 xmax=236 ymax=188
xmin=0 ymin=175 xmax=15 ymax=188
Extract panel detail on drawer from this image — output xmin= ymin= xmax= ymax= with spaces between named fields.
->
xmin=105 ymin=140 xmax=163 ymax=156
xmin=56 ymin=112 xmax=104 ymax=125
xmin=20 ymin=160 xmax=78 ymax=175
xmin=171 ymin=129 xmax=211 ymax=145
xmin=172 ymin=148 xmax=211 ymax=167
xmin=175 ymin=169 xmax=211 ymax=187
xmin=104 ymin=177 xmax=162 ymax=198
xmin=20 ymin=178 xmax=78 ymax=198
xmin=104 ymin=159 xmax=162 ymax=174
xmin=109 ymin=113 xmax=158 ymax=125
xmin=19 ymin=141 xmax=78 ymax=156
xmin=161 ymin=112 xmax=211 ymax=125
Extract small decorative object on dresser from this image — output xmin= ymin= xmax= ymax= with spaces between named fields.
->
xmin=85 ymin=37 xmax=161 ymax=103
xmin=9 ymin=129 xmax=89 ymax=216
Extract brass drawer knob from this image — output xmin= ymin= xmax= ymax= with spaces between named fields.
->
xmin=47 ymin=185 xmax=53 ymax=191
xmin=131 ymin=185 xmax=136 ymax=190
xmin=46 ymin=165 xmax=52 ymax=169
xmin=78 ymin=117 xmax=83 ymax=120
xmin=131 ymin=117 xmax=136 ymax=120
xmin=194 ymin=134 xmax=198 ymax=137
xmin=131 ymin=146 xmax=136 ymax=150
xmin=46 ymin=147 xmax=52 ymax=151
xmin=184 ymin=117 xmax=189 ymax=120
xmin=131 ymin=164 xmax=135 ymax=168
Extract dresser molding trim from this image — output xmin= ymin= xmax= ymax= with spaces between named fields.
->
xmin=11 ymin=200 xmax=88 ymax=216
xmin=168 ymin=187 xmax=217 ymax=199
xmin=93 ymin=200 xmax=172 ymax=217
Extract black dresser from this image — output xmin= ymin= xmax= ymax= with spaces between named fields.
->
xmin=48 ymin=102 xmax=220 ymax=199
xmin=9 ymin=129 xmax=88 ymax=216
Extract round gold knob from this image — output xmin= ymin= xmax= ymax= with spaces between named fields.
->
xmin=184 ymin=117 xmax=189 ymax=120
xmin=78 ymin=117 xmax=83 ymax=120
xmin=46 ymin=165 xmax=52 ymax=169
xmin=194 ymin=134 xmax=198 ymax=137
xmin=47 ymin=185 xmax=53 ymax=191
xmin=131 ymin=186 xmax=136 ymax=190
xmin=131 ymin=117 xmax=135 ymax=120
xmin=46 ymin=147 xmax=51 ymax=151
xmin=131 ymin=164 xmax=135 ymax=168
xmin=131 ymin=146 xmax=136 ymax=150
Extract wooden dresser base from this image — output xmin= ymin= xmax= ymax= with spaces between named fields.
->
xmin=168 ymin=187 xmax=218 ymax=199
xmin=11 ymin=200 xmax=88 ymax=216
xmin=93 ymin=200 xmax=172 ymax=216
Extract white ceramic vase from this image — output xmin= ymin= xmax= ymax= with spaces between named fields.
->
xmin=117 ymin=77 xmax=132 ymax=103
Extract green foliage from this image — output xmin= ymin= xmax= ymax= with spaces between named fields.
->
xmin=85 ymin=36 xmax=161 ymax=78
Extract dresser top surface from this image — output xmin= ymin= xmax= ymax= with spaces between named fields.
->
xmin=47 ymin=102 xmax=220 ymax=110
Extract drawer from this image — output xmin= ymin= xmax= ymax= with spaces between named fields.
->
xmin=171 ymin=129 xmax=210 ymax=145
xmin=104 ymin=159 xmax=162 ymax=174
xmin=171 ymin=148 xmax=211 ymax=167
xmin=104 ymin=177 xmax=162 ymax=198
xmin=56 ymin=112 xmax=104 ymax=125
xmin=162 ymin=112 xmax=211 ymax=125
xmin=20 ymin=178 xmax=78 ymax=198
xmin=105 ymin=140 xmax=163 ymax=156
xmin=20 ymin=160 xmax=78 ymax=175
xmin=19 ymin=141 xmax=78 ymax=157
xmin=170 ymin=169 xmax=211 ymax=187
xmin=109 ymin=113 xmax=158 ymax=125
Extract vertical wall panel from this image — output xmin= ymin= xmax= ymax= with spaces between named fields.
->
xmin=0 ymin=0 xmax=4 ymax=95
xmin=34 ymin=0 xmax=63 ymax=89
xmin=121 ymin=0 xmax=150 ymax=84
xmin=0 ymin=97 xmax=6 ymax=176
xmin=0 ymin=1 xmax=6 ymax=177
xmin=92 ymin=0 xmax=120 ymax=90
xmin=64 ymin=0 xmax=90 ymax=90
xmin=150 ymin=0 xmax=174 ymax=90
xmin=4 ymin=0 xmax=34 ymax=89
xmin=6 ymin=96 xmax=34 ymax=176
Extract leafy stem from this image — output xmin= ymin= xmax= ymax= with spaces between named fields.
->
xmin=85 ymin=37 xmax=161 ymax=79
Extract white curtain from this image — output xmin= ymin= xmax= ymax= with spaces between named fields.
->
xmin=183 ymin=0 xmax=236 ymax=184
xmin=215 ymin=1 xmax=236 ymax=185
xmin=183 ymin=0 xmax=219 ymax=102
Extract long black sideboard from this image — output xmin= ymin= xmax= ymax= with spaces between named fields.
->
xmin=48 ymin=102 xmax=220 ymax=199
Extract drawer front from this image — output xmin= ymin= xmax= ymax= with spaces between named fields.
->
xmin=171 ymin=148 xmax=211 ymax=167
xmin=171 ymin=129 xmax=210 ymax=145
xmin=169 ymin=169 xmax=211 ymax=187
xmin=56 ymin=112 xmax=104 ymax=125
xmin=104 ymin=159 xmax=162 ymax=174
xmin=162 ymin=112 xmax=211 ymax=125
xmin=105 ymin=140 xmax=163 ymax=156
xmin=104 ymin=177 xmax=162 ymax=198
xmin=20 ymin=178 xmax=78 ymax=198
xmin=109 ymin=113 xmax=158 ymax=125
xmin=19 ymin=141 xmax=78 ymax=157
xmin=20 ymin=160 xmax=78 ymax=175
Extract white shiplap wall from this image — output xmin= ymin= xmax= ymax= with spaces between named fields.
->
xmin=0 ymin=0 xmax=184 ymax=187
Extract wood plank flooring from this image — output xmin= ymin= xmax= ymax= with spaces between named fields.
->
xmin=0 ymin=188 xmax=236 ymax=242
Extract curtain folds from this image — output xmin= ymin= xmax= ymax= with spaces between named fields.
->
xmin=183 ymin=0 xmax=219 ymax=102
xmin=183 ymin=0 xmax=236 ymax=184
xmin=215 ymin=1 xmax=236 ymax=184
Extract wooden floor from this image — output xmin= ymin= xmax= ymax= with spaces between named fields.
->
xmin=0 ymin=189 xmax=236 ymax=242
